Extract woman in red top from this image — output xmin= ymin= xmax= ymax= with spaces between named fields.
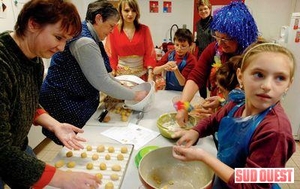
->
xmin=105 ymin=0 xmax=156 ymax=81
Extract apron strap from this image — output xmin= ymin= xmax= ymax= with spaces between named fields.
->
xmin=228 ymin=102 xmax=244 ymax=117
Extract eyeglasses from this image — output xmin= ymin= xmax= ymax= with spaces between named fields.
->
xmin=212 ymin=35 xmax=234 ymax=44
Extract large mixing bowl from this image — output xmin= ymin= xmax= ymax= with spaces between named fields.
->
xmin=124 ymin=81 xmax=155 ymax=112
xmin=157 ymin=112 xmax=197 ymax=139
xmin=138 ymin=146 xmax=214 ymax=189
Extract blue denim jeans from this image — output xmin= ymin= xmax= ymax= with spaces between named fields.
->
xmin=0 ymin=146 xmax=36 ymax=188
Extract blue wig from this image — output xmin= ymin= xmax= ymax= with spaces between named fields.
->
xmin=210 ymin=1 xmax=258 ymax=53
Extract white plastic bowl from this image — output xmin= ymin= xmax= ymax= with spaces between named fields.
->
xmin=124 ymin=81 xmax=155 ymax=112
xmin=115 ymin=75 xmax=145 ymax=85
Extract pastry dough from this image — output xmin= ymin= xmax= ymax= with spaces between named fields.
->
xmin=120 ymin=146 xmax=128 ymax=153
xmin=95 ymin=173 xmax=103 ymax=180
xmin=55 ymin=160 xmax=65 ymax=168
xmin=112 ymin=164 xmax=121 ymax=172
xmin=86 ymin=145 xmax=93 ymax=151
xmin=100 ymin=162 xmax=107 ymax=170
xmin=97 ymin=145 xmax=105 ymax=152
xmin=110 ymin=173 xmax=119 ymax=181
xmin=105 ymin=154 xmax=111 ymax=160
xmin=92 ymin=154 xmax=99 ymax=160
xmin=105 ymin=182 xmax=114 ymax=189
xmin=117 ymin=154 xmax=124 ymax=161
xmin=81 ymin=152 xmax=87 ymax=158
xmin=86 ymin=162 xmax=93 ymax=170
xmin=108 ymin=146 xmax=115 ymax=153
xmin=67 ymin=161 xmax=76 ymax=168
xmin=66 ymin=151 xmax=73 ymax=157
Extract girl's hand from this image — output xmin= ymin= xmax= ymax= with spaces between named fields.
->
xmin=175 ymin=129 xmax=199 ymax=147
xmin=173 ymin=145 xmax=207 ymax=162
xmin=201 ymin=96 xmax=222 ymax=109
xmin=190 ymin=105 xmax=214 ymax=119
xmin=175 ymin=109 xmax=189 ymax=127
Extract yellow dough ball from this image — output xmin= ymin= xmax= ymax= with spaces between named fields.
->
xmin=99 ymin=162 xmax=107 ymax=170
xmin=86 ymin=162 xmax=94 ymax=170
xmin=95 ymin=173 xmax=103 ymax=180
xmin=107 ymin=146 xmax=115 ymax=153
xmin=86 ymin=145 xmax=93 ymax=151
xmin=81 ymin=152 xmax=87 ymax=158
xmin=92 ymin=154 xmax=99 ymax=160
xmin=110 ymin=173 xmax=119 ymax=181
xmin=120 ymin=110 xmax=127 ymax=116
xmin=67 ymin=161 xmax=76 ymax=168
xmin=55 ymin=160 xmax=65 ymax=168
xmin=97 ymin=145 xmax=105 ymax=153
xmin=66 ymin=151 xmax=73 ymax=157
xmin=117 ymin=154 xmax=124 ymax=161
xmin=103 ymin=115 xmax=111 ymax=123
xmin=121 ymin=115 xmax=128 ymax=122
xmin=120 ymin=146 xmax=128 ymax=153
xmin=115 ymin=108 xmax=120 ymax=114
xmin=111 ymin=164 xmax=121 ymax=172
xmin=105 ymin=182 xmax=114 ymax=189
xmin=105 ymin=154 xmax=111 ymax=160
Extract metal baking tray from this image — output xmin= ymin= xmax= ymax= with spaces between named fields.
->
xmin=51 ymin=143 xmax=134 ymax=189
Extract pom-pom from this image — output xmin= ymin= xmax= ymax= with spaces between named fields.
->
xmin=210 ymin=1 xmax=258 ymax=53
xmin=173 ymin=101 xmax=194 ymax=112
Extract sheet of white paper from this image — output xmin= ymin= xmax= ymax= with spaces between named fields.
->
xmin=101 ymin=123 xmax=160 ymax=150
